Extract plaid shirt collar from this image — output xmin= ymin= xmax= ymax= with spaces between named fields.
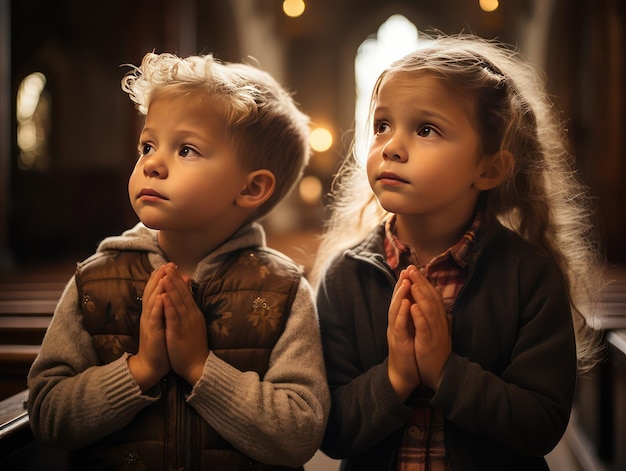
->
xmin=384 ymin=213 xmax=481 ymax=275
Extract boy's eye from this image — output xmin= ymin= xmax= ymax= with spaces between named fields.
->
xmin=179 ymin=146 xmax=197 ymax=158
xmin=417 ymin=126 xmax=436 ymax=137
xmin=139 ymin=143 xmax=154 ymax=157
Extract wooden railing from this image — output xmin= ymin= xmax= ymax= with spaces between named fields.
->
xmin=567 ymin=266 xmax=626 ymax=471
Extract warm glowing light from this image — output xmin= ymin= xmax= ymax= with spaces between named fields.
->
xmin=17 ymin=72 xmax=46 ymax=121
xmin=16 ymin=72 xmax=50 ymax=170
xmin=310 ymin=127 xmax=333 ymax=152
xmin=298 ymin=175 xmax=322 ymax=205
xmin=283 ymin=0 xmax=305 ymax=18
xmin=17 ymin=121 xmax=37 ymax=150
xmin=479 ymin=0 xmax=499 ymax=12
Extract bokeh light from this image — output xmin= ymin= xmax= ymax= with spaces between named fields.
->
xmin=298 ymin=175 xmax=322 ymax=205
xmin=310 ymin=127 xmax=333 ymax=152
xmin=479 ymin=0 xmax=499 ymax=12
xmin=283 ymin=0 xmax=305 ymax=18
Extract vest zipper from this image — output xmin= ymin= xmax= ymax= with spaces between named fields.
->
xmin=185 ymin=408 xmax=193 ymax=469
xmin=175 ymin=378 xmax=187 ymax=469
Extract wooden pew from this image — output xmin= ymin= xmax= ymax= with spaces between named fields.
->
xmin=0 ymin=389 xmax=68 ymax=469
xmin=0 ymin=281 xmax=63 ymax=400
xmin=0 ymin=273 xmax=69 ymax=467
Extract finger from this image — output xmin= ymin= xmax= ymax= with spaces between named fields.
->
xmin=160 ymin=291 xmax=180 ymax=329
xmin=150 ymin=293 xmax=165 ymax=325
xmin=392 ymin=269 xmax=409 ymax=296
xmin=410 ymin=303 xmax=451 ymax=390
xmin=399 ymin=266 xmax=418 ymax=301
xmin=408 ymin=270 xmax=446 ymax=321
xmin=410 ymin=303 xmax=431 ymax=342
xmin=389 ymin=278 xmax=411 ymax=326
xmin=393 ymin=298 xmax=412 ymax=337
xmin=143 ymin=266 xmax=168 ymax=309
xmin=161 ymin=277 xmax=196 ymax=324
xmin=165 ymin=266 xmax=193 ymax=298
xmin=164 ymin=264 xmax=184 ymax=282
xmin=162 ymin=275 xmax=183 ymax=310
xmin=407 ymin=269 xmax=434 ymax=300
xmin=147 ymin=264 xmax=170 ymax=291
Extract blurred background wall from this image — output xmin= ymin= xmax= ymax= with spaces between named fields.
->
xmin=1 ymin=0 xmax=624 ymax=273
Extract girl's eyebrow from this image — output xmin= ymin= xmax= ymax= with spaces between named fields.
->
xmin=373 ymin=105 xmax=454 ymax=127
xmin=418 ymin=110 xmax=454 ymax=126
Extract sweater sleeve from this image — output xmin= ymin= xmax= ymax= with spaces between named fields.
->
xmin=27 ymin=277 xmax=160 ymax=449
xmin=185 ymin=278 xmax=330 ymax=467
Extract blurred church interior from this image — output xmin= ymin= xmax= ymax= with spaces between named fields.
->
xmin=0 ymin=0 xmax=624 ymax=469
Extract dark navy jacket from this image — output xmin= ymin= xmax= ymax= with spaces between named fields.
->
xmin=317 ymin=219 xmax=576 ymax=471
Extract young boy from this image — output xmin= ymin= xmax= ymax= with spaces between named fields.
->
xmin=27 ymin=52 xmax=329 ymax=470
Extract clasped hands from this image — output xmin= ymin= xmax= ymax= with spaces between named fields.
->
xmin=128 ymin=263 xmax=209 ymax=391
xmin=387 ymin=265 xmax=452 ymax=401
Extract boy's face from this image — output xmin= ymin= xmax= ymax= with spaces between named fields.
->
xmin=128 ymin=92 xmax=250 ymax=233
xmin=366 ymin=71 xmax=485 ymax=223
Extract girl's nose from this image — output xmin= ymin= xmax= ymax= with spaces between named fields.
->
xmin=381 ymin=135 xmax=407 ymax=162
xmin=142 ymin=154 xmax=167 ymax=178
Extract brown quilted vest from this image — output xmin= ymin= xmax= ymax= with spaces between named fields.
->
xmin=71 ymin=248 xmax=303 ymax=471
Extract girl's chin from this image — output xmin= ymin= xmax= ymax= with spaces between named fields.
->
xmin=374 ymin=198 xmax=410 ymax=215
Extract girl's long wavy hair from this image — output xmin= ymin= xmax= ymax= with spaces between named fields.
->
xmin=312 ymin=34 xmax=604 ymax=372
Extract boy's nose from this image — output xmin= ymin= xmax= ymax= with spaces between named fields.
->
xmin=142 ymin=155 xmax=167 ymax=178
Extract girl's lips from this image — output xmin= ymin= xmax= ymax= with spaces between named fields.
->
xmin=378 ymin=172 xmax=409 ymax=184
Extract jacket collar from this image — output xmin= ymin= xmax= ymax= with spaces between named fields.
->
xmin=95 ymin=222 xmax=267 ymax=281
xmin=345 ymin=217 xmax=509 ymax=271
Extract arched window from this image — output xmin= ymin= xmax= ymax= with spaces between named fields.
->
xmin=354 ymin=15 xmax=425 ymax=162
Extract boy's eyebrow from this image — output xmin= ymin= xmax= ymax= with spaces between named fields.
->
xmin=138 ymin=127 xmax=154 ymax=136
xmin=139 ymin=127 xmax=208 ymax=141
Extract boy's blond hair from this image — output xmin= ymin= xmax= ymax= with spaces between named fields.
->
xmin=121 ymin=52 xmax=311 ymax=219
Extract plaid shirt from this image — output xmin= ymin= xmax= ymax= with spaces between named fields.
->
xmin=384 ymin=214 xmax=480 ymax=471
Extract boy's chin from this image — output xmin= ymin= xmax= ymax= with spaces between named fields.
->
xmin=137 ymin=218 xmax=163 ymax=230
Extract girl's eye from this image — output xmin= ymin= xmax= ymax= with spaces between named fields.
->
xmin=374 ymin=121 xmax=390 ymax=134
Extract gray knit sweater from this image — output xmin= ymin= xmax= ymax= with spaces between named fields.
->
xmin=27 ymin=222 xmax=330 ymax=467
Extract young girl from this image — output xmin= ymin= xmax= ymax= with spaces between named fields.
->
xmin=312 ymin=34 xmax=603 ymax=470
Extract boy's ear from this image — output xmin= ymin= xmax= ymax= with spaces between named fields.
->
xmin=235 ymin=169 xmax=276 ymax=209
xmin=474 ymin=150 xmax=513 ymax=191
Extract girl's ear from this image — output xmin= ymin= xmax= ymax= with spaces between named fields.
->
xmin=235 ymin=169 xmax=276 ymax=209
xmin=474 ymin=150 xmax=513 ymax=191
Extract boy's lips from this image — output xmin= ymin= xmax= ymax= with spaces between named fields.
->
xmin=137 ymin=188 xmax=168 ymax=200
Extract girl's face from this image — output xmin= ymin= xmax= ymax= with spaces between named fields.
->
xmin=128 ymin=92 xmax=251 ymax=233
xmin=367 ymin=71 xmax=489 ymax=225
